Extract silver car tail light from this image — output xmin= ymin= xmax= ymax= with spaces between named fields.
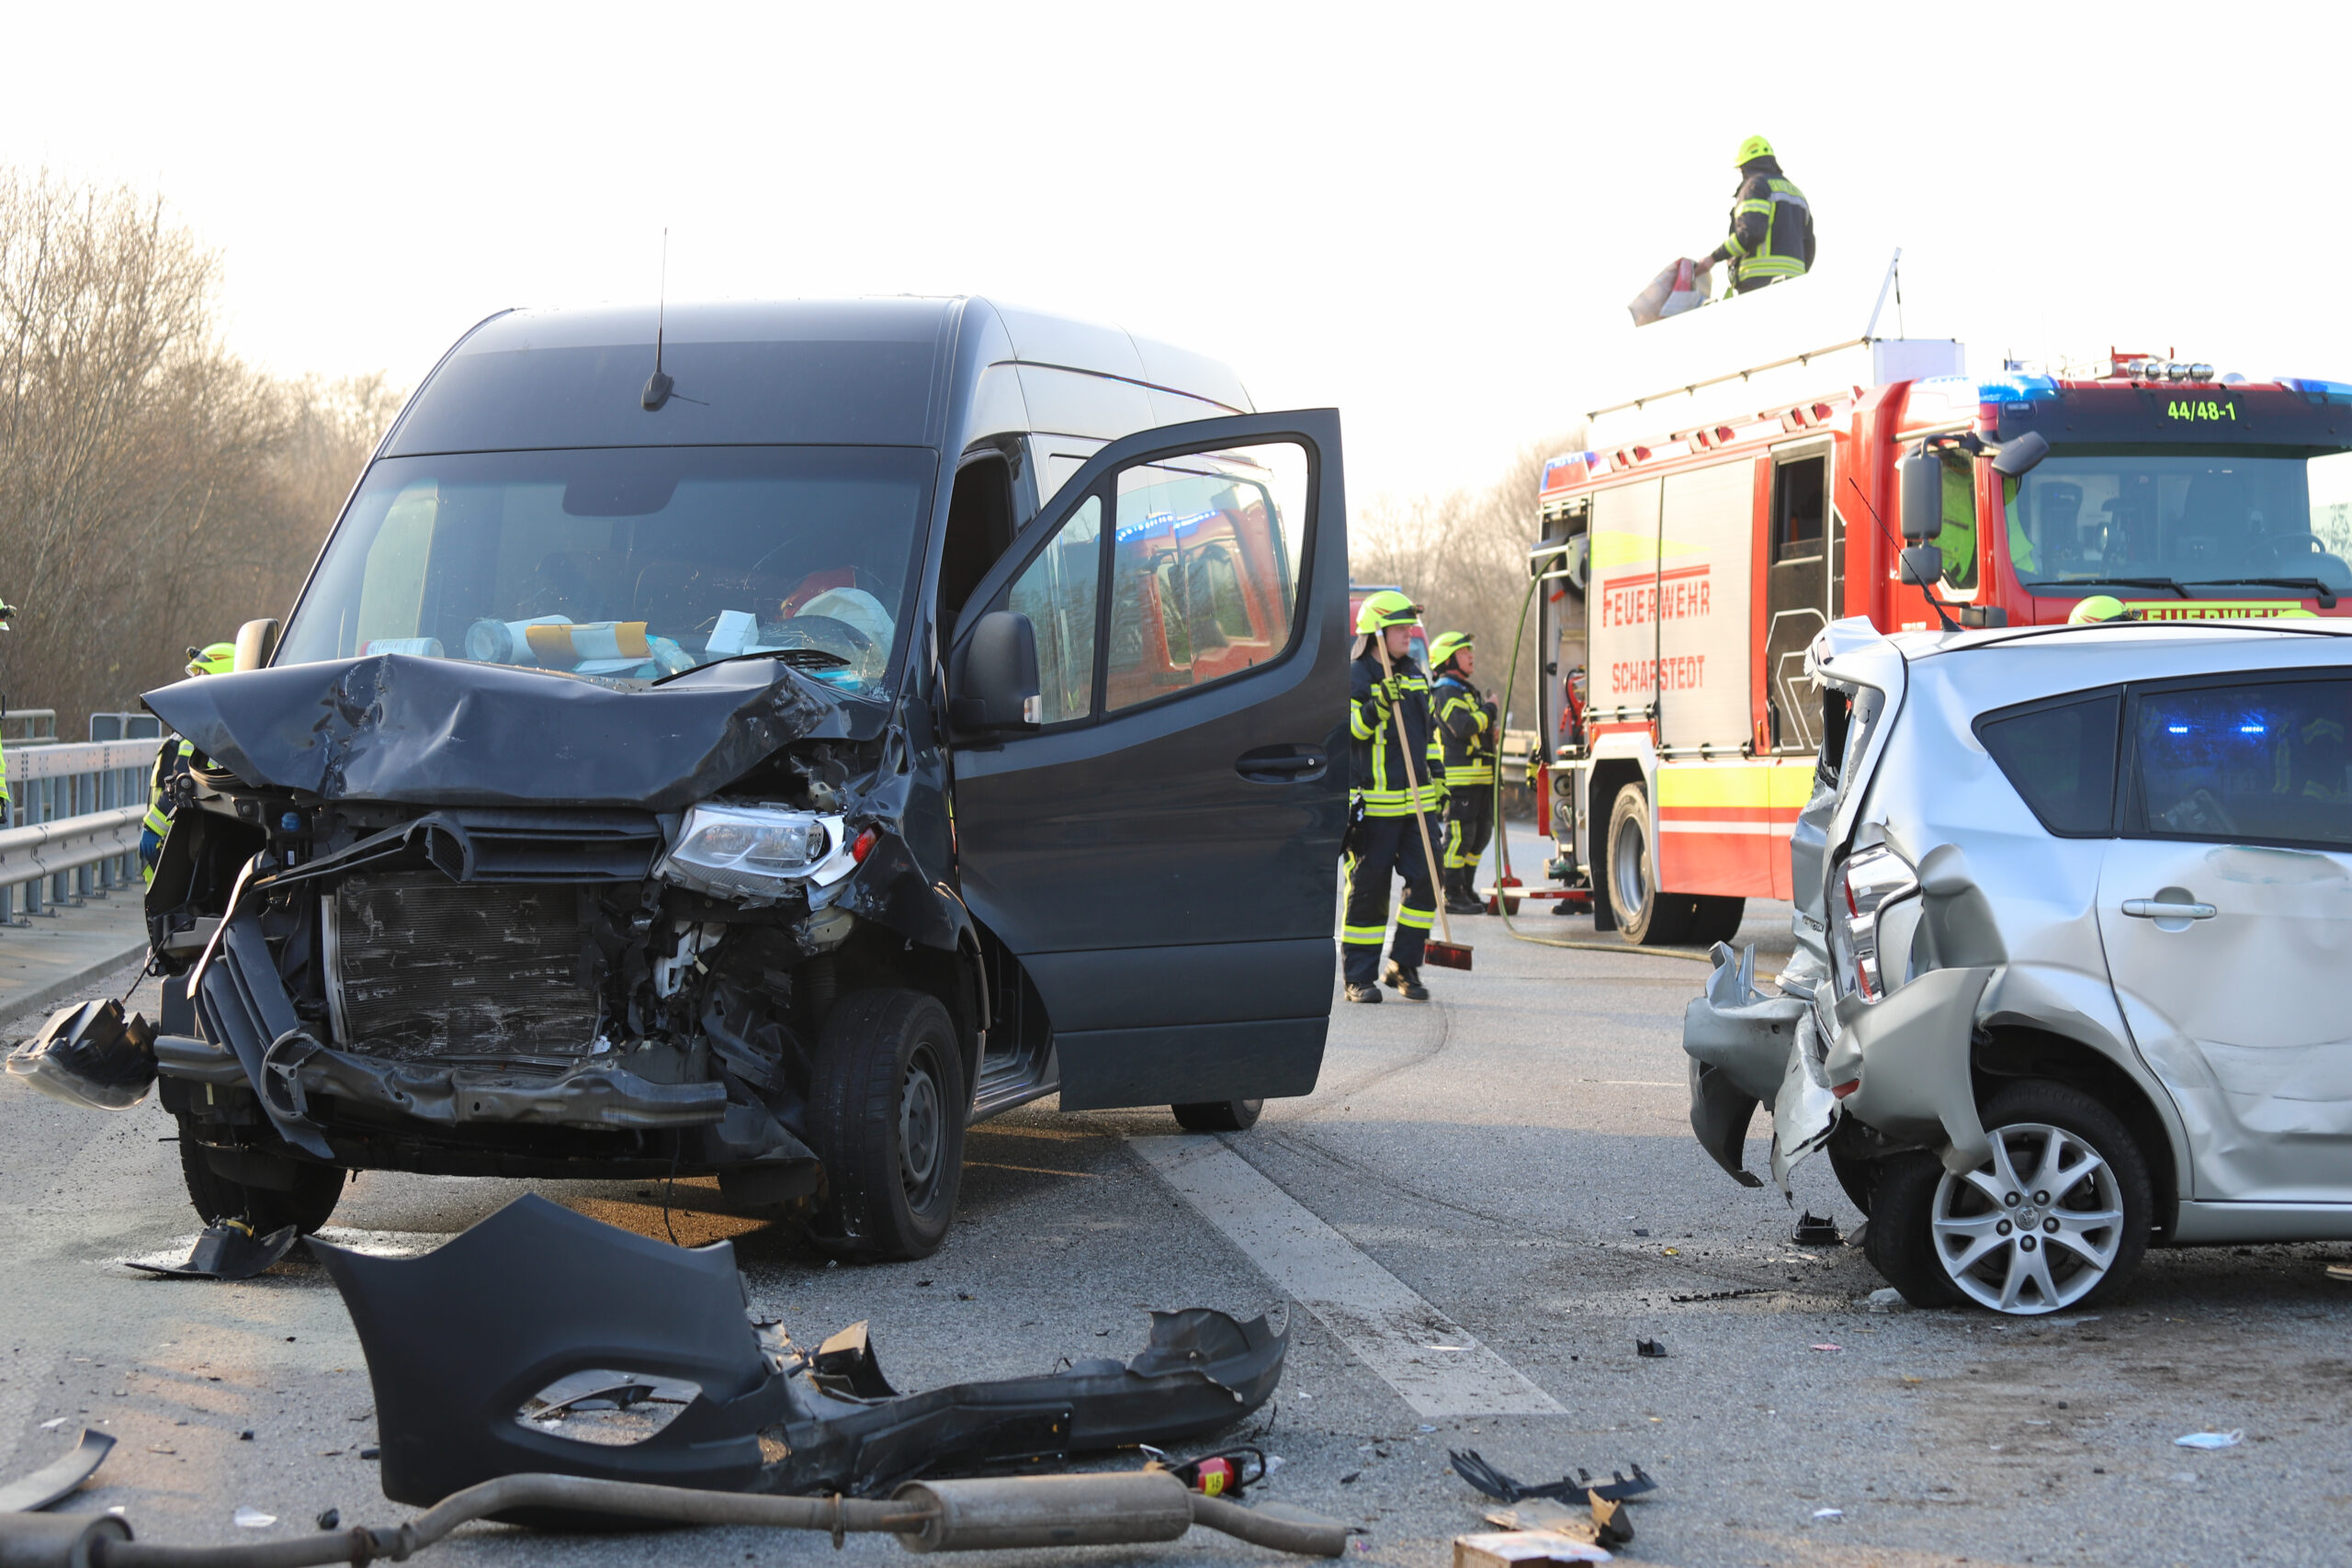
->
xmin=1828 ymin=843 xmax=1920 ymax=1003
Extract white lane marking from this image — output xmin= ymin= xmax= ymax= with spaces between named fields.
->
xmin=1128 ymin=1136 xmax=1563 ymax=1417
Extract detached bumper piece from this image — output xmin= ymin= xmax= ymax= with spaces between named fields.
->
xmin=312 ymin=1194 xmax=1288 ymax=1511
xmin=127 ymin=1219 xmax=300 ymax=1281
xmin=6 ymin=999 xmax=158 ymax=1111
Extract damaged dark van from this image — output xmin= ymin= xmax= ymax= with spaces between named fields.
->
xmin=120 ymin=299 xmax=1349 ymax=1258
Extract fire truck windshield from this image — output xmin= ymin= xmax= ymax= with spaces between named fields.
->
xmin=2002 ymin=445 xmax=2352 ymax=596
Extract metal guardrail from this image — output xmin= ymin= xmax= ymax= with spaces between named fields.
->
xmin=1 ymin=737 xmax=163 ymax=924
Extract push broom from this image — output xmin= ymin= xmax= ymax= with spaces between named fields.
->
xmin=1374 ymin=635 xmax=1472 ymax=972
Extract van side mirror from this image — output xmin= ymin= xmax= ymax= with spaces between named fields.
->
xmin=1897 ymin=453 xmax=1943 ymax=543
xmin=232 ymin=618 xmax=280 ymax=672
xmin=1990 ymin=429 xmax=2050 ymax=479
xmin=950 ymin=611 xmax=1042 ymax=734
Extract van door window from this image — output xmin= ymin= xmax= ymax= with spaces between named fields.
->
xmin=1104 ymin=443 xmax=1307 ymax=713
xmin=1004 ymin=495 xmax=1102 ymax=725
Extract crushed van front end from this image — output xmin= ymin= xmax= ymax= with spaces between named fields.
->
xmin=141 ymin=651 xmax=993 ymax=1255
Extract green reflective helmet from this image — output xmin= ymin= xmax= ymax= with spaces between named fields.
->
xmin=187 ymin=641 xmax=236 ymax=677
xmin=1355 ymin=590 xmax=1421 ymax=635
xmin=2067 ymin=595 xmax=2136 ymax=625
xmin=1735 ymin=133 xmax=1775 ymax=165
xmin=1428 ymin=631 xmax=1474 ymax=671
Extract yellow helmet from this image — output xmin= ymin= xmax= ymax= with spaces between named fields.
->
xmin=186 ymin=641 xmax=235 ymax=677
xmin=2067 ymin=595 xmax=2136 ymax=625
xmin=1428 ymin=631 xmax=1475 ymax=671
xmin=1735 ymin=134 xmax=1775 ymax=165
xmin=1354 ymin=590 xmax=1421 ymax=635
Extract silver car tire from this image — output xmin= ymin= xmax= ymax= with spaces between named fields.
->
xmin=1928 ymin=1082 xmax=2152 ymax=1314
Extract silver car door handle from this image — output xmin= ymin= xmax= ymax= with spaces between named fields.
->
xmin=2121 ymin=898 xmax=2217 ymax=920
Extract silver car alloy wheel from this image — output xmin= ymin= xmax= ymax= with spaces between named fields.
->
xmin=1930 ymin=1121 xmax=2125 ymax=1314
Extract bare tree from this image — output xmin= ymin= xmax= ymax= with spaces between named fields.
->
xmin=0 ymin=167 xmax=399 ymax=733
xmin=1354 ymin=429 xmax=1584 ymax=729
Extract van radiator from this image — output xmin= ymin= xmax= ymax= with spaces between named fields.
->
xmin=326 ymin=873 xmax=599 ymax=1061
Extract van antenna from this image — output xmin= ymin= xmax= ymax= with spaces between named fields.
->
xmin=641 ymin=229 xmax=673 ymax=411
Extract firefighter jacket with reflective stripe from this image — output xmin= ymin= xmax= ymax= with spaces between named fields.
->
xmin=141 ymin=739 xmax=198 ymax=883
xmin=1432 ymin=675 xmax=1498 ymax=785
xmin=1709 ymin=163 xmax=1814 ymax=287
xmin=1350 ymin=650 xmax=1442 ymax=818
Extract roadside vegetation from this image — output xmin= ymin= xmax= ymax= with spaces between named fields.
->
xmin=1351 ymin=430 xmax=1584 ymax=729
xmin=0 ymin=166 xmax=397 ymax=734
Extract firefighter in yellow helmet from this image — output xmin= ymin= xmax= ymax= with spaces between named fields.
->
xmin=141 ymin=642 xmax=234 ymax=884
xmin=1343 ymin=592 xmax=1443 ymax=1003
xmin=1705 ymin=134 xmax=1815 ymax=296
xmin=2068 ymin=594 xmax=2140 ymax=625
xmin=1428 ymin=631 xmax=1498 ymax=916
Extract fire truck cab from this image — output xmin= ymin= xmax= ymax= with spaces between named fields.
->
xmin=1530 ymin=294 xmax=2352 ymax=943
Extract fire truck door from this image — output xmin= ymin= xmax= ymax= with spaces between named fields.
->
xmin=1765 ymin=448 xmax=1837 ymax=751
xmin=945 ymin=411 xmax=1349 ymax=1111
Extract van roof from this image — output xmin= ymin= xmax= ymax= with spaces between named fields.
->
xmin=384 ymin=298 xmax=1249 ymax=458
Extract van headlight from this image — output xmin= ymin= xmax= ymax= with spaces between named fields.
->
xmin=1827 ymin=843 xmax=1920 ymax=1002
xmin=657 ymin=804 xmax=846 ymax=899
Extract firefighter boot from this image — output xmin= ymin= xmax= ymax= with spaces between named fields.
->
xmin=1443 ymin=867 xmax=1483 ymax=917
xmin=1381 ymin=960 xmax=1430 ymax=1001
xmin=1345 ymin=981 xmax=1384 ymax=1004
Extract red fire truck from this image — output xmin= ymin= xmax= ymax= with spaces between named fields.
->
xmin=1526 ymin=324 xmax=2352 ymax=944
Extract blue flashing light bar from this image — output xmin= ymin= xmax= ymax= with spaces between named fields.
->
xmin=1975 ymin=373 xmax=2063 ymax=402
xmin=2281 ymin=378 xmax=2352 ymax=407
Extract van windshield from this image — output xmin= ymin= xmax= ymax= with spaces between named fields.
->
xmin=277 ymin=446 xmax=935 ymax=692
xmin=2004 ymin=445 xmax=2352 ymax=594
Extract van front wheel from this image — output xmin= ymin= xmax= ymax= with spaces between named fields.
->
xmin=808 ymin=989 xmax=967 ymax=1261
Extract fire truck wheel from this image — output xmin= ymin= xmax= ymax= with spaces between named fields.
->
xmin=1604 ymin=784 xmax=1695 ymax=946
xmin=1686 ymin=896 xmax=1747 ymax=946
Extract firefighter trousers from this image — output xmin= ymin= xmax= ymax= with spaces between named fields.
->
xmin=1443 ymin=785 xmax=1493 ymax=877
xmin=1341 ymin=812 xmax=1433 ymax=986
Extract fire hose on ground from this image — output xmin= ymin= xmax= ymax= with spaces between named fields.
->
xmin=1 ymin=1470 xmax=1350 ymax=1568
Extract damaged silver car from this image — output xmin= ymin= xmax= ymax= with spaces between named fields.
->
xmin=1686 ymin=615 xmax=2352 ymax=1313
xmin=38 ymin=299 xmax=1351 ymax=1259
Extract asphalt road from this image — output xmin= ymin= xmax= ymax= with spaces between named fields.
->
xmin=5 ymin=856 xmax=2350 ymax=1568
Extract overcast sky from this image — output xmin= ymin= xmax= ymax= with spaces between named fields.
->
xmin=5 ymin=3 xmax=2343 ymax=509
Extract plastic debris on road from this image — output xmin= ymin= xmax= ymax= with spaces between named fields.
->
xmin=1810 ymin=1344 xmax=1843 ymax=1352
xmin=1793 ymin=1212 xmax=1840 ymax=1246
xmin=232 ymin=1506 xmax=277 ymax=1529
xmin=1864 ymin=1287 xmax=1908 ymax=1312
xmin=1449 ymin=1450 xmax=1657 ymax=1506
xmin=1812 ymin=1507 xmax=1844 ymax=1520
xmin=1635 ymin=1338 xmax=1667 ymax=1359
xmin=2175 ymin=1430 xmax=2244 ymax=1450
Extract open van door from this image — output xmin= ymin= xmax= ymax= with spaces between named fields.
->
xmin=945 ymin=411 xmax=1349 ymax=1111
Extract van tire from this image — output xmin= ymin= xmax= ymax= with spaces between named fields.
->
xmin=807 ymin=989 xmax=967 ymax=1262
xmin=1604 ymin=784 xmax=1693 ymax=945
xmin=1867 ymin=1081 xmax=2152 ymax=1314
xmin=1172 ymin=1099 xmax=1262 ymax=1133
xmin=175 ymin=1117 xmax=344 ymax=1235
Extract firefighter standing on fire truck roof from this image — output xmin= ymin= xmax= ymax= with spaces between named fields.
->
xmin=1343 ymin=592 xmax=1443 ymax=1004
xmin=1705 ymin=135 xmax=1815 ymax=296
xmin=1429 ymin=632 xmax=1498 ymax=917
